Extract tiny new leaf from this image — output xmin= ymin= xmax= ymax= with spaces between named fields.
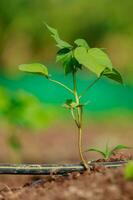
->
xmin=63 ymin=57 xmax=74 ymax=75
xmin=74 ymin=47 xmax=113 ymax=77
xmin=111 ymin=144 xmax=131 ymax=153
xmin=63 ymin=99 xmax=78 ymax=109
xmin=56 ymin=48 xmax=82 ymax=75
xmin=45 ymin=23 xmax=72 ymax=49
xmin=19 ymin=63 xmax=49 ymax=78
xmin=86 ymin=144 xmax=131 ymax=159
xmin=56 ymin=49 xmax=73 ymax=75
xmin=85 ymin=148 xmax=106 ymax=158
xmin=56 ymin=48 xmax=71 ymax=63
xmin=74 ymin=39 xmax=90 ymax=49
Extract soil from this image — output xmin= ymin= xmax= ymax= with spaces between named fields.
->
xmin=0 ymin=154 xmax=132 ymax=200
xmin=0 ymin=123 xmax=133 ymax=199
xmin=0 ymin=167 xmax=133 ymax=200
xmin=94 ymin=152 xmax=132 ymax=162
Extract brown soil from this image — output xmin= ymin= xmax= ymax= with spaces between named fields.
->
xmin=94 ymin=152 xmax=132 ymax=162
xmin=0 ymin=167 xmax=133 ymax=200
xmin=0 ymin=123 xmax=133 ymax=199
xmin=0 ymin=122 xmax=133 ymax=163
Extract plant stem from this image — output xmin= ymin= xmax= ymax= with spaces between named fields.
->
xmin=78 ymin=129 xmax=88 ymax=169
xmin=70 ymin=108 xmax=79 ymax=127
xmin=78 ymin=108 xmax=88 ymax=169
xmin=79 ymin=77 xmax=100 ymax=99
xmin=72 ymin=72 xmax=88 ymax=169
xmin=49 ymin=78 xmax=73 ymax=94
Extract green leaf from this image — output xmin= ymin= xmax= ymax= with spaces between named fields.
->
xmin=102 ymin=68 xmax=123 ymax=84
xmin=74 ymin=39 xmax=90 ymax=48
xmin=18 ymin=63 xmax=49 ymax=78
xmin=56 ymin=48 xmax=71 ymax=63
xmin=64 ymin=57 xmax=82 ymax=75
xmin=57 ymin=50 xmax=74 ymax=75
xmin=86 ymin=144 xmax=131 ymax=160
xmin=104 ymin=143 xmax=111 ymax=159
xmin=111 ymin=145 xmax=131 ymax=153
xmin=56 ymin=49 xmax=81 ymax=75
xmin=108 ymin=144 xmax=131 ymax=158
xmin=125 ymin=161 xmax=133 ymax=180
xmin=85 ymin=148 xmax=106 ymax=158
xmin=63 ymin=58 xmax=74 ymax=75
xmin=45 ymin=23 xmax=72 ymax=49
xmin=74 ymin=47 xmax=113 ymax=77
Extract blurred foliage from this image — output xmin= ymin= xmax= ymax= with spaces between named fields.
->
xmin=0 ymin=86 xmax=57 ymax=130
xmin=125 ymin=161 xmax=133 ymax=180
xmin=0 ymin=71 xmax=133 ymax=124
xmin=0 ymin=86 xmax=58 ymax=151
xmin=0 ymin=0 xmax=133 ymax=83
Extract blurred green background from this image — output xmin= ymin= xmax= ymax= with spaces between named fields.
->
xmin=0 ymin=0 xmax=133 ymax=162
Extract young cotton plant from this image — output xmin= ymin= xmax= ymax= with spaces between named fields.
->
xmin=18 ymin=24 xmax=123 ymax=169
xmin=86 ymin=144 xmax=131 ymax=160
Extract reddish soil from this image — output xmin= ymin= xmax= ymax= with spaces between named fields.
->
xmin=0 ymin=122 xmax=133 ymax=163
xmin=0 ymin=167 xmax=133 ymax=200
xmin=94 ymin=152 xmax=132 ymax=162
xmin=0 ymin=123 xmax=133 ymax=199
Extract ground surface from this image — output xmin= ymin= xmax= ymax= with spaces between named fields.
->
xmin=0 ymin=122 xmax=133 ymax=163
xmin=0 ymin=123 xmax=133 ymax=199
xmin=0 ymin=167 xmax=133 ymax=200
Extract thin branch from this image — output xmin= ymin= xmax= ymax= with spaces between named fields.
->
xmin=79 ymin=77 xmax=100 ymax=99
xmin=49 ymin=78 xmax=73 ymax=94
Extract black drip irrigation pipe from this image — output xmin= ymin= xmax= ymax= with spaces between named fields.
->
xmin=0 ymin=160 xmax=129 ymax=175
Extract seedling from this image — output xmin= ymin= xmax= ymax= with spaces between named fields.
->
xmin=86 ymin=144 xmax=131 ymax=160
xmin=18 ymin=24 xmax=123 ymax=169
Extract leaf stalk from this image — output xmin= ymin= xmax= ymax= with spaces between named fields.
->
xmin=79 ymin=77 xmax=100 ymax=99
xmin=49 ymin=78 xmax=73 ymax=94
